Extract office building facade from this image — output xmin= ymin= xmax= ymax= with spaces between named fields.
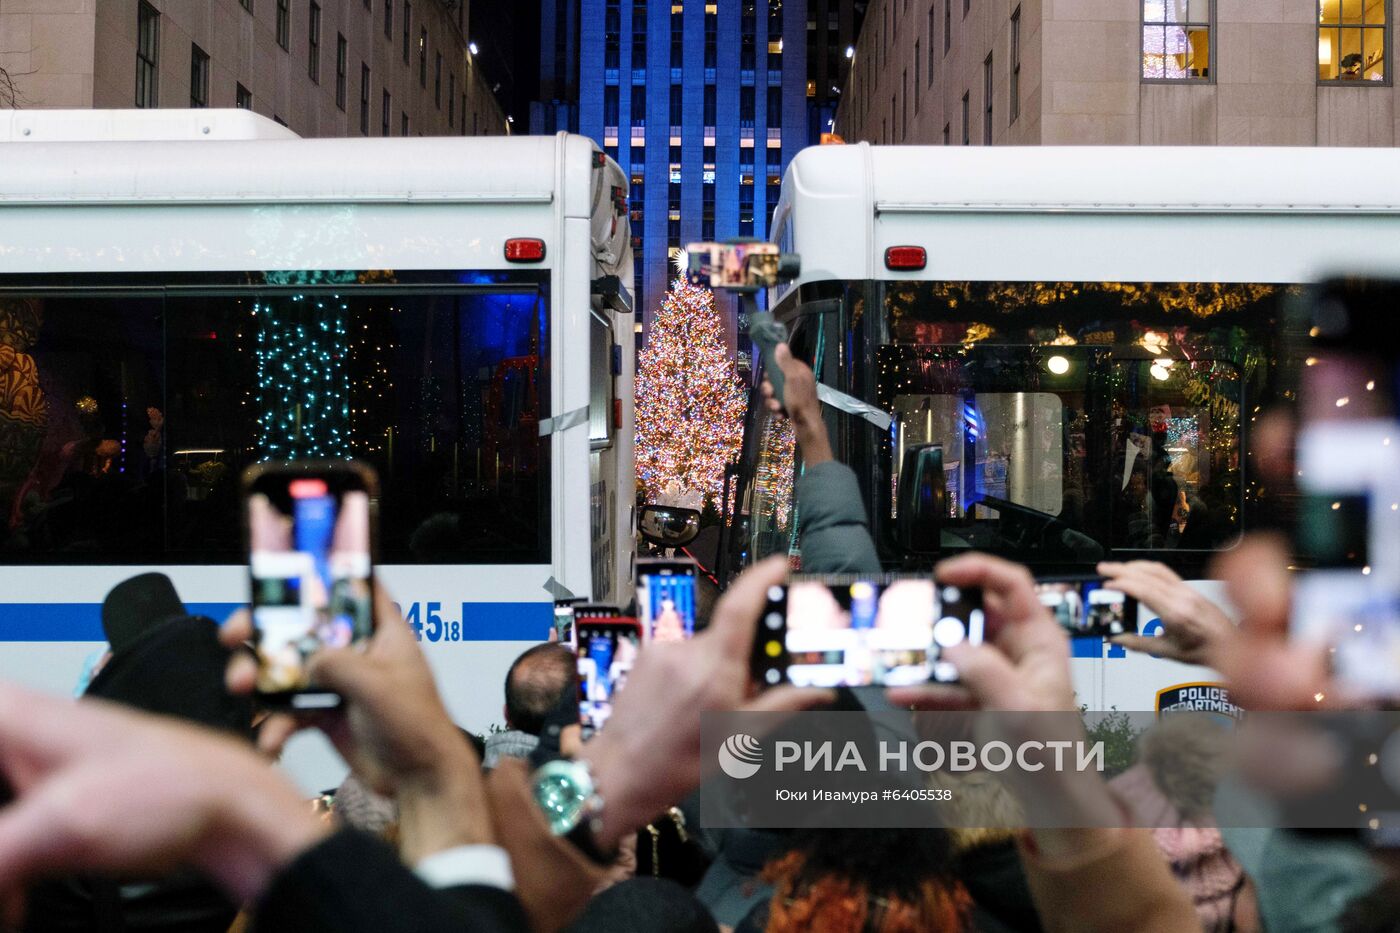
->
xmin=1 ymin=0 xmax=507 ymax=138
xmin=837 ymin=0 xmax=1400 ymax=146
xmin=535 ymin=1 xmax=809 ymax=346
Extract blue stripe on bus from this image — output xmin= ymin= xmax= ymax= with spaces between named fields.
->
xmin=0 ymin=602 xmax=552 ymax=642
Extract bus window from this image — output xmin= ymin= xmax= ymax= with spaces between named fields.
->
xmin=0 ymin=272 xmax=550 ymax=565
xmin=589 ymin=310 xmax=613 ymax=444
xmin=877 ymin=344 xmax=1243 ymax=559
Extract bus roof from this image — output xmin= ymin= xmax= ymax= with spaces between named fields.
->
xmin=1 ymin=108 xmax=301 ymax=142
xmin=772 ymin=143 xmax=1400 ymax=302
xmin=0 ymin=110 xmax=595 ymax=219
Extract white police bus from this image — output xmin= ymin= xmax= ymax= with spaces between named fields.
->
xmin=0 ymin=110 xmax=634 ymax=786
xmin=723 ymin=142 xmax=1400 ymax=711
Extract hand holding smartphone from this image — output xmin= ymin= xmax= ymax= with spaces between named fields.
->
xmin=751 ymin=575 xmax=984 ymax=688
xmin=244 ymin=461 xmax=377 ymax=709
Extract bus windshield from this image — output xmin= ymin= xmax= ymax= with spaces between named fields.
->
xmin=738 ymin=279 xmax=1295 ymax=575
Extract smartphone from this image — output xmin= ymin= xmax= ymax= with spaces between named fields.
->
xmin=637 ymin=557 xmax=699 ymax=642
xmin=1035 ymin=577 xmax=1138 ymax=638
xmin=752 ymin=575 xmax=984 ymax=688
xmin=576 ymin=617 xmax=641 ymax=732
xmin=244 ymin=461 xmax=377 ymax=709
xmin=1290 ymin=279 xmax=1400 ymax=700
xmin=553 ymin=602 xmax=578 ymax=648
xmin=749 ymin=312 xmax=789 ymax=408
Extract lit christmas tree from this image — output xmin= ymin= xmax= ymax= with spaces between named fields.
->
xmin=635 ymin=274 xmax=747 ymax=507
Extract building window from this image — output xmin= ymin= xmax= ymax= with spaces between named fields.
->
xmin=767 ymin=85 xmax=781 ymax=124
xmin=670 ymin=84 xmax=683 ymax=126
xmin=964 ymin=0 xmax=971 ymax=16
xmin=336 ymin=34 xmax=347 ymax=109
xmin=944 ymin=0 xmax=951 ymax=54
xmin=606 ymin=0 xmax=621 ymax=68
xmin=449 ymin=72 xmax=456 ymax=125
xmin=705 ymin=8 xmax=717 ymax=68
xmin=914 ymin=43 xmax=921 ymax=111
xmin=236 ymin=82 xmax=252 ymax=109
xmin=419 ymin=27 xmax=427 ymax=87
xmin=434 ymin=52 xmax=442 ymax=106
xmin=360 ymin=64 xmax=371 ymax=134
xmin=943 ymin=122 xmax=950 ymax=144
xmin=276 ymin=0 xmax=290 ymax=51
xmin=402 ymin=111 xmax=409 ymax=135
xmin=1319 ymin=0 xmax=1387 ymax=80
xmin=927 ymin=5 xmax=936 ymax=82
xmin=703 ymin=84 xmax=716 ymax=124
xmin=1010 ymin=7 xmax=1021 ymax=121
xmin=308 ymin=3 xmax=322 ymax=83
xmin=403 ymin=1 xmax=412 ymax=64
xmin=1142 ymin=0 xmax=1212 ymax=80
xmin=634 ymin=84 xmax=648 ymax=126
xmin=135 ymin=2 xmax=159 ymax=109
xmin=273 ymin=114 xmax=288 ymax=126
xmin=382 ymin=89 xmax=391 ymax=135
xmin=240 ymin=0 xmax=253 ymax=11
xmin=671 ymin=8 xmax=684 ymax=68
xmin=741 ymin=85 xmax=755 ymax=126
xmin=741 ymin=4 xmax=756 ymax=70
xmin=190 ymin=43 xmax=209 ymax=108
xmin=902 ymin=68 xmax=909 ymax=135
xmin=605 ymin=85 xmax=620 ymax=125
xmin=385 ymin=0 xmax=393 ymax=39
xmin=961 ymin=90 xmax=969 ymax=144
xmin=983 ymin=53 xmax=993 ymax=143
xmin=633 ymin=0 xmax=649 ymax=69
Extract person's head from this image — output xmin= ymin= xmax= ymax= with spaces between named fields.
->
xmin=504 ymin=643 xmax=578 ymax=736
xmin=761 ymin=828 xmax=969 ymax=933
xmin=101 ymin=572 xmax=186 ymax=656
xmin=566 ymin=877 xmax=719 ymax=933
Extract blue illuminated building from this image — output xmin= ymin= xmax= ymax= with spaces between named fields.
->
xmin=532 ymin=1 xmax=810 ymax=351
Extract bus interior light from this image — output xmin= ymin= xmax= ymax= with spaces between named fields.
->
xmin=505 ymin=238 xmax=546 ymax=262
xmin=884 ymin=246 xmax=926 ymax=271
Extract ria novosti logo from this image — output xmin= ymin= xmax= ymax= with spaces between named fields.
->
xmin=717 ymin=733 xmax=764 ymax=779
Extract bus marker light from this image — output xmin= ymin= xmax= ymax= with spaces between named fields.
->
xmin=884 ymin=246 xmax=926 ymax=271
xmin=505 ymin=238 xmax=546 ymax=262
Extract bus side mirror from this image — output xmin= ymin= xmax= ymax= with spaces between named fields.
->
xmin=638 ymin=504 xmax=701 ymax=548
xmin=895 ymin=444 xmax=945 ymax=554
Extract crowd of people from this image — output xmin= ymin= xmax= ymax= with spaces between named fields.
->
xmin=0 ymin=340 xmax=1394 ymax=933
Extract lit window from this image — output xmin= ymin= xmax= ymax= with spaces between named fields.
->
xmin=1319 ymin=0 xmax=1387 ymax=81
xmin=1142 ymin=0 xmax=1212 ymax=80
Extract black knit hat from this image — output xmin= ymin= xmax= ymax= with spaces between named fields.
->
xmin=100 ymin=572 xmax=187 ymax=656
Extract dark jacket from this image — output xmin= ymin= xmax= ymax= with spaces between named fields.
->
xmin=796 ymin=461 xmax=881 ymax=575
xmin=254 ymin=829 xmax=528 ymax=933
xmin=23 ymin=616 xmax=251 ymax=933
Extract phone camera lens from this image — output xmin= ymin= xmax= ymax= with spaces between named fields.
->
xmin=941 ymin=585 xmax=961 ymax=604
xmin=767 ymin=585 xmax=785 ymax=602
xmin=765 ymin=612 xmax=783 ymax=630
xmin=765 ymin=668 xmax=781 ymax=685
xmin=934 ymin=616 xmax=967 ymax=647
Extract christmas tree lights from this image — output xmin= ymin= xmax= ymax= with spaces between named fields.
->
xmin=253 ymin=295 xmax=351 ymax=460
xmin=635 ymin=277 xmax=747 ymax=506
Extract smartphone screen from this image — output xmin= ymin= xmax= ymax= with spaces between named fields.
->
xmin=1291 ymin=281 xmax=1400 ymax=700
xmin=576 ymin=618 xmax=641 ymax=732
xmin=1036 ymin=577 xmax=1138 ymax=638
xmin=553 ymin=605 xmax=577 ymax=648
xmin=685 ymin=241 xmax=781 ymax=290
xmin=246 ymin=463 xmax=375 ymax=706
xmin=637 ymin=558 xmax=698 ymax=642
xmin=752 ymin=576 xmax=983 ymax=688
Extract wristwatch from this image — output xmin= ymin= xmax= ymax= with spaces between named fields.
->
xmin=529 ymin=758 xmax=616 ymax=864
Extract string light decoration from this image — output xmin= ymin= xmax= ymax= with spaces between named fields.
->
xmin=253 ymin=296 xmax=351 ymax=460
xmin=635 ymin=276 xmax=747 ymax=506
xmin=753 ymin=415 xmax=796 ymax=531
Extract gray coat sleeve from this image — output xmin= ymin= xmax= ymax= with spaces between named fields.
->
xmin=796 ymin=460 xmax=882 ymax=574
